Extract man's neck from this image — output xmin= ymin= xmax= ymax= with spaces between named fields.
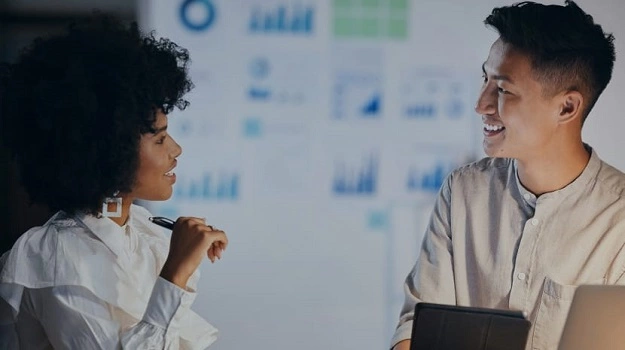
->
xmin=516 ymin=143 xmax=590 ymax=196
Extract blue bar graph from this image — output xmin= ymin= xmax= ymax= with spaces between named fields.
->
xmin=333 ymin=154 xmax=378 ymax=195
xmin=249 ymin=5 xmax=314 ymax=34
xmin=406 ymin=162 xmax=453 ymax=192
xmin=175 ymin=172 xmax=239 ymax=200
xmin=404 ymin=103 xmax=436 ymax=118
xmin=332 ymin=80 xmax=382 ymax=119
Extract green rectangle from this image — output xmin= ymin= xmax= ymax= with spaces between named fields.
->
xmin=334 ymin=17 xmax=356 ymax=37
xmin=334 ymin=0 xmax=352 ymax=9
xmin=389 ymin=0 xmax=408 ymax=11
xmin=361 ymin=18 xmax=380 ymax=37
xmin=362 ymin=0 xmax=382 ymax=8
xmin=387 ymin=18 xmax=407 ymax=38
xmin=333 ymin=0 xmax=409 ymax=39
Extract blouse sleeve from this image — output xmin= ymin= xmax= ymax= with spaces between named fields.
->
xmin=29 ymin=277 xmax=198 ymax=349
xmin=0 ymin=295 xmax=19 ymax=349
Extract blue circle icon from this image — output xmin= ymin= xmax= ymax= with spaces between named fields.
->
xmin=179 ymin=0 xmax=216 ymax=32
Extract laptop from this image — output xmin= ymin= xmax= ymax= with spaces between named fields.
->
xmin=410 ymin=302 xmax=531 ymax=350
xmin=558 ymin=285 xmax=625 ymax=350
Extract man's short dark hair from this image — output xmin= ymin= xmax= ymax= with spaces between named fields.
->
xmin=0 ymin=15 xmax=193 ymax=214
xmin=485 ymin=0 xmax=615 ymax=121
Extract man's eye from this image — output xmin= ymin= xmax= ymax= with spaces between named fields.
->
xmin=497 ymin=87 xmax=508 ymax=94
xmin=156 ymin=136 xmax=166 ymax=144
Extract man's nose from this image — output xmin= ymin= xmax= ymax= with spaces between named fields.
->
xmin=475 ymin=85 xmax=497 ymax=116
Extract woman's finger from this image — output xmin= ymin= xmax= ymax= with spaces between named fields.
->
xmin=207 ymin=247 xmax=215 ymax=263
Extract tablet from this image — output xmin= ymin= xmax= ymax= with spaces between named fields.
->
xmin=410 ymin=302 xmax=531 ymax=350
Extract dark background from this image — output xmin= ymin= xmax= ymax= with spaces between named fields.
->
xmin=0 ymin=0 xmax=136 ymax=253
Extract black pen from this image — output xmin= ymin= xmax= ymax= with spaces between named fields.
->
xmin=149 ymin=216 xmax=175 ymax=230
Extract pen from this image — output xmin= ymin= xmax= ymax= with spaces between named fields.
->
xmin=149 ymin=216 xmax=175 ymax=230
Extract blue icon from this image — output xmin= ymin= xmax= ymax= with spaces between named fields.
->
xmin=247 ymin=57 xmax=272 ymax=101
xmin=361 ymin=93 xmax=381 ymax=117
xmin=333 ymin=154 xmax=378 ymax=196
xmin=243 ymin=118 xmax=263 ymax=138
xmin=177 ymin=119 xmax=193 ymax=136
xmin=445 ymin=99 xmax=464 ymax=118
xmin=249 ymin=4 xmax=314 ymax=34
xmin=406 ymin=162 xmax=454 ymax=192
xmin=249 ymin=57 xmax=270 ymax=80
xmin=367 ymin=210 xmax=389 ymax=230
xmin=179 ymin=0 xmax=217 ymax=32
xmin=247 ymin=87 xmax=271 ymax=100
xmin=175 ymin=172 xmax=239 ymax=200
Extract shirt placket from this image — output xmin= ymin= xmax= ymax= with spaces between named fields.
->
xmin=509 ymin=195 xmax=539 ymax=313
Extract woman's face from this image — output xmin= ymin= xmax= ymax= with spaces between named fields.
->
xmin=129 ymin=110 xmax=182 ymax=201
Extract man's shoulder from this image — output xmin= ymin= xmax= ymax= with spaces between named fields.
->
xmin=595 ymin=159 xmax=625 ymax=197
xmin=450 ymin=156 xmax=513 ymax=182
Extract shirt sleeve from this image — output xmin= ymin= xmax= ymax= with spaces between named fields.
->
xmin=28 ymin=276 xmax=198 ymax=349
xmin=390 ymin=174 xmax=457 ymax=348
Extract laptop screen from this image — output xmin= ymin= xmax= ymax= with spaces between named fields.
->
xmin=558 ymin=285 xmax=625 ymax=350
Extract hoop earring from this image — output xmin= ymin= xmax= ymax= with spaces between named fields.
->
xmin=101 ymin=190 xmax=122 ymax=218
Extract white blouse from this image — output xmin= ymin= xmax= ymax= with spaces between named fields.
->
xmin=0 ymin=204 xmax=218 ymax=349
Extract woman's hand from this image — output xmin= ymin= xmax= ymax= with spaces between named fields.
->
xmin=159 ymin=217 xmax=228 ymax=289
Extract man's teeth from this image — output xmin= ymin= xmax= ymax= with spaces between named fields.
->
xmin=165 ymin=171 xmax=174 ymax=176
xmin=484 ymin=124 xmax=504 ymax=131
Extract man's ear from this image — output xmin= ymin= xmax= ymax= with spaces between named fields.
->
xmin=558 ymin=90 xmax=584 ymax=125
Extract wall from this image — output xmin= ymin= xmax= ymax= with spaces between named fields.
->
xmin=2 ymin=0 xmax=625 ymax=349
xmin=139 ymin=1 xmax=625 ymax=349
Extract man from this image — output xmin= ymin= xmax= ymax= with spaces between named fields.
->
xmin=391 ymin=1 xmax=625 ymax=349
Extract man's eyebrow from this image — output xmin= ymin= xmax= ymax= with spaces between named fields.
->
xmin=482 ymin=62 xmax=514 ymax=83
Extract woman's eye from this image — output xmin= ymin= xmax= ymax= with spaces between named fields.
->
xmin=156 ymin=135 xmax=166 ymax=144
xmin=497 ymin=87 xmax=508 ymax=94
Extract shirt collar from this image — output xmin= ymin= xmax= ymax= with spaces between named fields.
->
xmin=74 ymin=207 xmax=136 ymax=258
xmin=514 ymin=144 xmax=601 ymax=203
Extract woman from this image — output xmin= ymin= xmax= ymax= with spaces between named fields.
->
xmin=0 ymin=15 xmax=228 ymax=349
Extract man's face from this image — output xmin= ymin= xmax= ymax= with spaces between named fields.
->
xmin=476 ymin=38 xmax=562 ymax=159
xmin=129 ymin=110 xmax=182 ymax=201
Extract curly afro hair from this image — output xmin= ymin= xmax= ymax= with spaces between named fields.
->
xmin=0 ymin=15 xmax=193 ymax=215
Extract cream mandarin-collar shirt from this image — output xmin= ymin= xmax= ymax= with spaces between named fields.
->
xmin=0 ymin=204 xmax=217 ymax=349
xmin=392 ymin=146 xmax=625 ymax=350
